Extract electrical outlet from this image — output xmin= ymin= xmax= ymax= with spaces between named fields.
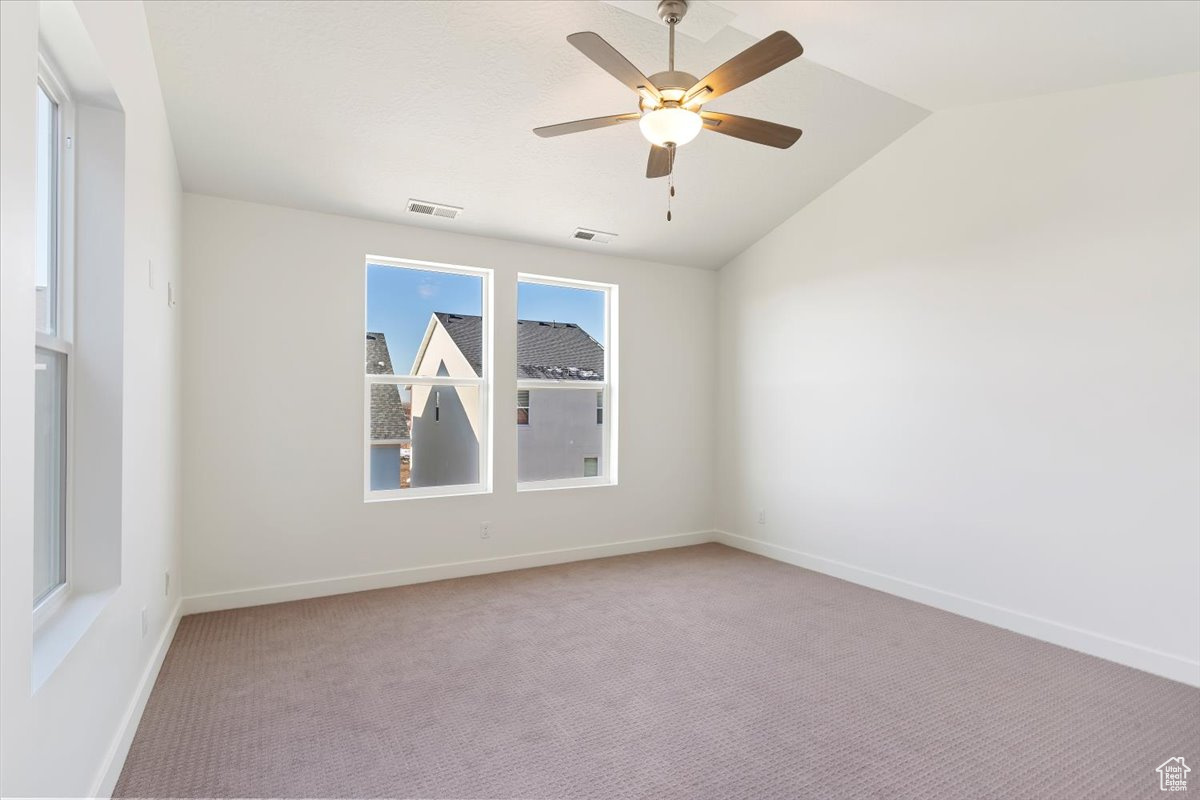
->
xmin=164 ymin=570 xmax=170 ymax=596
xmin=167 ymin=281 xmax=176 ymax=308
xmin=480 ymin=521 xmax=491 ymax=539
xmin=757 ymin=509 xmax=766 ymax=525
xmin=141 ymin=607 xmax=149 ymax=638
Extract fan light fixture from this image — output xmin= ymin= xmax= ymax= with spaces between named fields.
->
xmin=533 ymin=0 xmax=805 ymax=221
xmin=639 ymin=107 xmax=702 ymax=147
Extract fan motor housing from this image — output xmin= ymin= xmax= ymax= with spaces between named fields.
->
xmin=641 ymin=70 xmax=699 ymax=110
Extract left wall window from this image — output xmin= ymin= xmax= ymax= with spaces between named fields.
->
xmin=33 ymin=62 xmax=74 ymax=617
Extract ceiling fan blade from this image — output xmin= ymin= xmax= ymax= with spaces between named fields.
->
xmin=533 ymin=113 xmax=641 ymax=138
xmin=701 ymin=112 xmax=802 ymax=149
xmin=646 ymin=145 xmax=673 ymax=179
xmin=568 ymin=32 xmax=662 ymax=101
xmin=685 ymin=31 xmax=803 ymax=106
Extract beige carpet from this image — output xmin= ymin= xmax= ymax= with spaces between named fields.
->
xmin=116 ymin=543 xmax=1198 ymax=799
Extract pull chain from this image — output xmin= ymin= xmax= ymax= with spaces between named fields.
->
xmin=667 ymin=145 xmax=676 ymax=222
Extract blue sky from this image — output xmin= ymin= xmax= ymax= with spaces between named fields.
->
xmin=367 ymin=264 xmax=481 ymax=372
xmin=517 ymin=282 xmax=605 ymax=347
xmin=367 ymin=263 xmax=606 ymax=373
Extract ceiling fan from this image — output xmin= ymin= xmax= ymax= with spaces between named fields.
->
xmin=534 ymin=0 xmax=804 ymax=217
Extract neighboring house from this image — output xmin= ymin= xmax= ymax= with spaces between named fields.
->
xmin=408 ymin=313 xmax=484 ymax=487
xmin=366 ymin=332 xmax=411 ymax=490
xmin=410 ymin=312 xmax=604 ymax=484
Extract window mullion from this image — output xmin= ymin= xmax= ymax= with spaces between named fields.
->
xmin=516 ymin=379 xmax=607 ymax=390
xmin=367 ymin=374 xmax=484 ymax=387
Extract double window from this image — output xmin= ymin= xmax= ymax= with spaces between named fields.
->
xmin=34 ymin=61 xmax=74 ymax=620
xmin=363 ymin=260 xmax=616 ymax=499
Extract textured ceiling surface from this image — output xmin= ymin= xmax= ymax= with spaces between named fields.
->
xmin=714 ymin=0 xmax=1200 ymax=110
xmin=144 ymin=0 xmax=1198 ymax=270
xmin=144 ymin=0 xmax=928 ymax=269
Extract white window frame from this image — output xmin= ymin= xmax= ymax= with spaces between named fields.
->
xmin=363 ymin=255 xmax=493 ymax=501
xmin=33 ymin=54 xmax=76 ymax=628
xmin=516 ymin=273 xmax=618 ymax=492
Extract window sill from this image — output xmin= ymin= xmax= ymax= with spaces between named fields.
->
xmin=31 ymin=586 xmax=117 ymax=693
xmin=365 ymin=485 xmax=491 ymax=503
xmin=517 ymin=477 xmax=617 ymax=493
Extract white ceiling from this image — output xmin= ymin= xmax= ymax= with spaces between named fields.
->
xmin=144 ymin=1 xmax=1199 ymax=270
xmin=144 ymin=0 xmax=926 ymax=269
xmin=712 ymin=0 xmax=1200 ymax=110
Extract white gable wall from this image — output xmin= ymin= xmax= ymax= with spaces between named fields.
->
xmin=715 ymin=72 xmax=1200 ymax=685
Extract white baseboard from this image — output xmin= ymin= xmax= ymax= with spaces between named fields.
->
xmin=90 ymin=598 xmax=183 ymax=799
xmin=183 ymin=531 xmax=716 ymax=615
xmin=714 ymin=530 xmax=1200 ymax=687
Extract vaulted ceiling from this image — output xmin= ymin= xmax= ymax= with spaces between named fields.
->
xmin=144 ymin=0 xmax=1199 ymax=269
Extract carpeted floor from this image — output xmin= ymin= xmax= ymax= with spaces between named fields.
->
xmin=116 ymin=543 xmax=1198 ymax=799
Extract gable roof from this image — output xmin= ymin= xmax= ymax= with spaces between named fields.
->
xmin=365 ymin=332 xmax=410 ymax=441
xmin=428 ymin=312 xmax=604 ymax=381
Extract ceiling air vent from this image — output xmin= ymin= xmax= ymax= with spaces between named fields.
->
xmin=406 ymin=199 xmax=463 ymax=220
xmin=572 ymin=227 xmax=617 ymax=244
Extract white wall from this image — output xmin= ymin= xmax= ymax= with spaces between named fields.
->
xmin=181 ymin=194 xmax=716 ymax=603
xmin=0 ymin=1 xmax=183 ymax=796
xmin=716 ymin=73 xmax=1200 ymax=685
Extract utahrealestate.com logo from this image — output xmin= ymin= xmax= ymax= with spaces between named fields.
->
xmin=1157 ymin=757 xmax=1190 ymax=792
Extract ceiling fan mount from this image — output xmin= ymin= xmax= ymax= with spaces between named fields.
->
xmin=656 ymin=0 xmax=689 ymax=26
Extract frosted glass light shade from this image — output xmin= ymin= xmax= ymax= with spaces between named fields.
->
xmin=638 ymin=107 xmax=702 ymax=147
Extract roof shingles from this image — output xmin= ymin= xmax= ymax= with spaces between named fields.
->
xmin=365 ymin=332 xmax=410 ymax=440
xmin=433 ymin=312 xmax=603 ymax=381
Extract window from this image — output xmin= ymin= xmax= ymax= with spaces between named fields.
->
xmin=516 ymin=274 xmax=616 ymax=489
xmin=364 ymin=257 xmax=491 ymax=499
xmin=33 ymin=62 xmax=74 ymax=619
xmin=517 ymin=389 xmax=530 ymax=425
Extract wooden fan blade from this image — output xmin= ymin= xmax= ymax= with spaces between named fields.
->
xmin=568 ymin=32 xmax=662 ymax=100
xmin=686 ymin=31 xmax=803 ymax=105
xmin=646 ymin=145 xmax=673 ymax=179
xmin=534 ymin=113 xmax=641 ymax=138
xmin=701 ymin=112 xmax=802 ymax=149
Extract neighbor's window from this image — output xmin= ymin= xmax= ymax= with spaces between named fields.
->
xmin=516 ymin=274 xmax=616 ymax=488
xmin=365 ymin=257 xmax=491 ymax=499
xmin=517 ymin=389 xmax=530 ymax=425
xmin=34 ymin=64 xmax=74 ymax=618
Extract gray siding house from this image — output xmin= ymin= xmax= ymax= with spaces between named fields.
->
xmin=409 ymin=312 xmax=604 ymax=484
xmin=514 ymin=317 xmax=605 ymax=482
